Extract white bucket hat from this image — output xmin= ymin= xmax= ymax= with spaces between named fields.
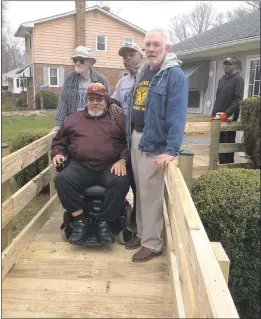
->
xmin=71 ymin=46 xmax=97 ymax=64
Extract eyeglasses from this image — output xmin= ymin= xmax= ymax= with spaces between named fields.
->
xmin=73 ymin=57 xmax=85 ymax=64
xmin=87 ymin=95 xmax=105 ymax=102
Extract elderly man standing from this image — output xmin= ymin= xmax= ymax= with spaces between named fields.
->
xmin=111 ymin=43 xmax=144 ymax=223
xmin=125 ymin=29 xmax=188 ymax=262
xmin=52 ymin=83 xmax=130 ymax=245
xmin=51 ymin=46 xmax=109 ymax=132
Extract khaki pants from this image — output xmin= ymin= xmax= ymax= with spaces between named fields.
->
xmin=131 ymin=130 xmax=164 ymax=253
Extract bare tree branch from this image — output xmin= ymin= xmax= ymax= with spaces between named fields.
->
xmin=187 ymin=2 xmax=216 ymax=36
xmin=169 ymin=15 xmax=190 ymax=44
xmin=244 ymin=1 xmax=261 ymax=11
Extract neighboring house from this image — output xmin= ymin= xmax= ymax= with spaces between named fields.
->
xmin=170 ymin=10 xmax=260 ymax=116
xmin=1 ymin=67 xmax=29 ymax=95
xmin=14 ymin=0 xmax=146 ymax=108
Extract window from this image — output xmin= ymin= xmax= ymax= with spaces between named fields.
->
xmin=48 ymin=67 xmax=59 ymax=87
xmin=16 ymin=78 xmax=27 ymax=88
xmin=245 ymin=56 xmax=260 ymax=98
xmin=96 ymin=35 xmax=106 ymax=51
xmin=124 ymin=37 xmax=133 ymax=47
xmin=25 ymin=35 xmax=31 ymax=51
xmin=188 ymin=89 xmax=203 ymax=113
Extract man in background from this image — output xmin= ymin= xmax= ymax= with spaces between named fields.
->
xmin=211 ymin=57 xmax=244 ymax=164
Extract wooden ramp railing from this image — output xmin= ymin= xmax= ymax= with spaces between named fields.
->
xmin=1 ymin=121 xmax=243 ymax=318
xmin=164 ymin=153 xmax=239 ymax=318
xmin=183 ymin=119 xmax=250 ymax=178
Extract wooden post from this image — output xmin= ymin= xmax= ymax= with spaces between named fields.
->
xmin=48 ymin=151 xmax=56 ymax=198
xmin=211 ymin=242 xmax=230 ymax=284
xmin=1 ymin=144 xmax=11 ymax=201
xmin=178 ymin=150 xmax=194 ymax=192
xmin=209 ymin=119 xmax=221 ymax=170
xmin=1 ymin=143 xmax=12 ymax=251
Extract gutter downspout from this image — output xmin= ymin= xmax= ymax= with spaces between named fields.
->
xmin=24 ymin=29 xmax=35 ymax=108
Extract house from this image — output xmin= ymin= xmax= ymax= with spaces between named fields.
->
xmin=14 ymin=0 xmax=146 ymax=108
xmin=1 ymin=67 xmax=29 ymax=95
xmin=170 ymin=10 xmax=260 ymax=116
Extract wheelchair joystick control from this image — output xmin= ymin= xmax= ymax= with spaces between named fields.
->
xmin=55 ymin=157 xmax=68 ymax=172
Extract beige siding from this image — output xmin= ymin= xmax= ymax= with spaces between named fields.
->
xmin=34 ymin=15 xmax=76 ymax=65
xmin=85 ymin=10 xmax=145 ymax=69
xmin=33 ymin=10 xmax=145 ymax=69
xmin=25 ymin=49 xmax=32 ymax=65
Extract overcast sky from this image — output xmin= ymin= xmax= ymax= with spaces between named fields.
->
xmin=5 ymin=1 xmax=244 ymax=34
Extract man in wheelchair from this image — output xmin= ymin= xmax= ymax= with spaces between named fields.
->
xmin=51 ymin=82 xmax=130 ymax=246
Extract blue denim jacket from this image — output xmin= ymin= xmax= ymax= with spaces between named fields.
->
xmin=126 ymin=53 xmax=188 ymax=156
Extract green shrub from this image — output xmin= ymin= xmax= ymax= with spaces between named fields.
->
xmin=192 ymin=168 xmax=260 ymax=319
xmin=241 ymin=97 xmax=260 ymax=169
xmin=11 ymin=131 xmax=49 ymax=188
xmin=35 ymin=91 xmax=59 ymax=110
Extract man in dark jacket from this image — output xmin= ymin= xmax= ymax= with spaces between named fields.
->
xmin=211 ymin=57 xmax=244 ymax=164
xmin=51 ymin=83 xmax=130 ymax=246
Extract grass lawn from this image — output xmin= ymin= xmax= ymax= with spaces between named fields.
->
xmin=2 ymin=110 xmax=55 ymax=146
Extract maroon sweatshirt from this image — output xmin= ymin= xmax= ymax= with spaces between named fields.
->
xmin=51 ymin=110 xmax=130 ymax=170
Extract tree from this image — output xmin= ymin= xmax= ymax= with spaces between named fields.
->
xmin=186 ymin=2 xmax=216 ymax=36
xmin=244 ymin=1 xmax=261 ymax=11
xmin=169 ymin=15 xmax=190 ymax=43
xmin=169 ymin=1 xmax=260 ymax=44
xmin=1 ymin=1 xmax=25 ymax=73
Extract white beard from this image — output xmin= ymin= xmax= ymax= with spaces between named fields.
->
xmin=88 ymin=110 xmax=104 ymax=117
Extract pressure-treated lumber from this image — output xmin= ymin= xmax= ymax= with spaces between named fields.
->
xmin=211 ymin=242 xmax=230 ymax=284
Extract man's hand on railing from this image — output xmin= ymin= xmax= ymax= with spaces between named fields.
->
xmin=49 ymin=126 xmax=60 ymax=134
xmin=154 ymin=154 xmax=175 ymax=169
xmin=52 ymin=154 xmax=65 ymax=168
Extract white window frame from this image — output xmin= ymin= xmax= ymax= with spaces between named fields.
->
xmin=244 ymin=54 xmax=260 ymax=99
xmin=122 ymin=71 xmax=129 ymax=77
xmin=48 ymin=67 xmax=59 ymax=87
xmin=96 ymin=35 xmax=107 ymax=52
xmin=187 ymin=89 xmax=204 ymax=114
xmin=124 ymin=37 xmax=133 ymax=47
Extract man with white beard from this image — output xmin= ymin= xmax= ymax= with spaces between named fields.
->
xmin=124 ymin=29 xmax=189 ymax=262
xmin=51 ymin=83 xmax=130 ymax=246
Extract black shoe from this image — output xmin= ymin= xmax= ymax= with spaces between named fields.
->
xmin=69 ymin=218 xmax=88 ymax=245
xmin=96 ymin=220 xmax=115 ymax=245
xmin=82 ymin=232 xmax=103 ymax=246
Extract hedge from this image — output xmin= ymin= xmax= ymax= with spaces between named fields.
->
xmin=192 ymin=168 xmax=260 ymax=319
xmin=241 ymin=96 xmax=260 ymax=169
xmin=35 ymin=91 xmax=59 ymax=109
xmin=11 ymin=131 xmax=49 ymax=188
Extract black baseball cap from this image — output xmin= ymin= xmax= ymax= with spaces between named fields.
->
xmin=223 ymin=57 xmax=237 ymax=65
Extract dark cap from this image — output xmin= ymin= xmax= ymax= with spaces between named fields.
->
xmin=87 ymin=82 xmax=106 ymax=96
xmin=118 ymin=43 xmax=143 ymax=57
xmin=223 ymin=57 xmax=237 ymax=65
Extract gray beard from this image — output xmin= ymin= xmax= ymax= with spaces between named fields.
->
xmin=88 ymin=110 xmax=104 ymax=117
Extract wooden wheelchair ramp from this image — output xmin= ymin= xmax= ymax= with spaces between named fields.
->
xmin=2 ymin=206 xmax=175 ymax=318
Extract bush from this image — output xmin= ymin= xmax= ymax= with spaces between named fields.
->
xmin=11 ymin=131 xmax=49 ymax=188
xmin=241 ymin=97 xmax=260 ymax=169
xmin=35 ymin=91 xmax=59 ymax=110
xmin=192 ymin=168 xmax=260 ymax=319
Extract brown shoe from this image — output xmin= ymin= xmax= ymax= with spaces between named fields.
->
xmin=132 ymin=247 xmax=162 ymax=263
xmin=125 ymin=235 xmax=141 ymax=250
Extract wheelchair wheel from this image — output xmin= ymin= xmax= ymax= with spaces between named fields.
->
xmin=118 ymin=227 xmax=135 ymax=245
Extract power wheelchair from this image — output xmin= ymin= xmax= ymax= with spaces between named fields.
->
xmin=56 ymin=158 xmax=135 ymax=246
